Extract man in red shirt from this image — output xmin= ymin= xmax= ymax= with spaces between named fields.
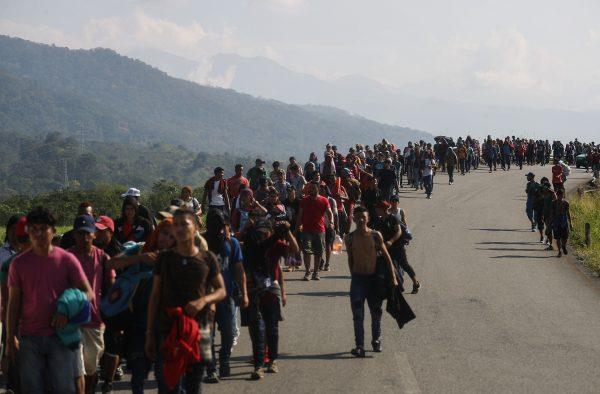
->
xmin=295 ymin=182 xmax=334 ymax=281
xmin=551 ymin=159 xmax=564 ymax=192
xmin=227 ymin=164 xmax=249 ymax=204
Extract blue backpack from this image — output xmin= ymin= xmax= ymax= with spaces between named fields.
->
xmin=100 ymin=242 xmax=151 ymax=318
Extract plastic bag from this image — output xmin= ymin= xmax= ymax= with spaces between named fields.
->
xmin=332 ymin=235 xmax=344 ymax=255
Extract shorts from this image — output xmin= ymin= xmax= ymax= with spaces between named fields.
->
xmin=74 ymin=346 xmax=85 ymax=378
xmin=300 ymin=232 xmax=325 ymax=255
xmin=325 ymin=228 xmax=335 ymax=247
xmin=80 ymin=326 xmax=105 ymax=375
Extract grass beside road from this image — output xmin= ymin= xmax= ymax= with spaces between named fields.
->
xmin=569 ymin=189 xmax=600 ymax=275
xmin=0 ymin=225 xmax=72 ymax=244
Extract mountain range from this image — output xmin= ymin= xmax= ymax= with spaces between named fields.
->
xmin=0 ymin=35 xmax=431 ymax=160
xmin=130 ymin=49 xmax=599 ymax=142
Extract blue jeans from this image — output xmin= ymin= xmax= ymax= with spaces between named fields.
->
xmin=349 ymin=274 xmax=383 ymax=348
xmin=208 ymin=296 xmax=235 ymax=374
xmin=124 ymin=326 xmax=153 ymax=394
xmin=423 ymin=174 xmax=433 ymax=197
xmin=412 ymin=167 xmax=421 ymax=188
xmin=525 ymin=198 xmax=535 ymax=223
xmin=248 ymin=299 xmax=279 ymax=368
xmin=155 ymin=354 xmax=204 ymax=394
xmin=20 ymin=334 xmax=77 ymax=394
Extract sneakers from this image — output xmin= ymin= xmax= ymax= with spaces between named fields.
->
xmin=101 ymin=382 xmax=113 ymax=394
xmin=251 ymin=367 xmax=264 ymax=380
xmin=563 ymin=246 xmax=568 ymax=255
xmin=372 ymin=340 xmax=382 ymax=353
xmin=204 ymin=371 xmax=220 ymax=384
xmin=303 ymin=271 xmax=311 ymax=281
xmin=411 ymin=281 xmax=421 ymax=294
xmin=545 ymin=245 xmax=554 ymax=251
xmin=351 ymin=347 xmax=365 ymax=358
xmin=266 ymin=361 xmax=279 ymax=373
xmin=312 ymin=272 xmax=320 ymax=281
xmin=114 ymin=366 xmax=123 ymax=381
xmin=219 ymin=364 xmax=231 ymax=378
xmin=323 ymin=263 xmax=330 ymax=272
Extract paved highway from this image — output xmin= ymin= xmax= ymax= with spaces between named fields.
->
xmin=111 ymin=165 xmax=600 ymax=393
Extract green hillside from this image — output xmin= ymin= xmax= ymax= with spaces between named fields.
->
xmin=0 ymin=35 xmax=431 ymax=157
xmin=0 ymin=130 xmax=253 ymax=198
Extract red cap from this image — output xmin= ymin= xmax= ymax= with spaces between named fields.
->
xmin=15 ymin=217 xmax=28 ymax=238
xmin=375 ymin=200 xmax=391 ymax=209
xmin=95 ymin=216 xmax=115 ymax=233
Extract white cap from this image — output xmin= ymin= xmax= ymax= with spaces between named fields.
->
xmin=121 ymin=187 xmax=141 ymax=198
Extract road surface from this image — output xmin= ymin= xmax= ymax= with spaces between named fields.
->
xmin=110 ymin=165 xmax=600 ymax=393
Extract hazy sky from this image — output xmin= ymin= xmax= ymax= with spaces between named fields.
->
xmin=2 ymin=0 xmax=600 ymax=112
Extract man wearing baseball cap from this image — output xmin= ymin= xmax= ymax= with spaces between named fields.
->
xmin=92 ymin=215 xmax=121 ymax=258
xmin=246 ymin=159 xmax=268 ymax=191
xmin=69 ymin=215 xmax=115 ymax=393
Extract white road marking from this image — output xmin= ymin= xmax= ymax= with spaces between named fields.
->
xmin=394 ymin=352 xmax=422 ymax=394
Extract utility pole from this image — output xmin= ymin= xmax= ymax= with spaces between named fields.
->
xmin=63 ymin=159 xmax=69 ymax=189
xmin=80 ymin=123 xmax=85 ymax=154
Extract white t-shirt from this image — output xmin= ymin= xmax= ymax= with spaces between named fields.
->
xmin=423 ymin=158 xmax=435 ymax=177
xmin=211 ymin=180 xmax=225 ymax=206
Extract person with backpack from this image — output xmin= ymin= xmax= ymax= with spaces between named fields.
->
xmin=247 ymin=159 xmax=268 ymax=191
xmin=241 ymin=219 xmax=299 ymax=379
xmin=345 ymin=206 xmax=397 ymax=358
xmin=115 ymin=196 xmax=152 ymax=244
xmin=145 ymin=209 xmax=226 ymax=394
xmin=374 ymin=200 xmax=421 ymax=294
xmin=204 ymin=209 xmax=249 ymax=382
xmin=121 ymin=188 xmax=157 ymax=229
xmin=68 ymin=215 xmax=116 ymax=394
xmin=101 ymin=219 xmax=175 ymax=393
xmin=180 ymin=186 xmax=202 ymax=219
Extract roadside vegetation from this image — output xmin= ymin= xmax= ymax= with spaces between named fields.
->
xmin=569 ymin=183 xmax=600 ymax=275
xmin=0 ymin=179 xmax=186 ymax=229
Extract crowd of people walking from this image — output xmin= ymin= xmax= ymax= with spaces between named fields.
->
xmin=0 ymin=135 xmax=597 ymax=393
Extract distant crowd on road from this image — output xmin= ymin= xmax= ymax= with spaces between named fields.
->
xmin=0 ymin=135 xmax=598 ymax=393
